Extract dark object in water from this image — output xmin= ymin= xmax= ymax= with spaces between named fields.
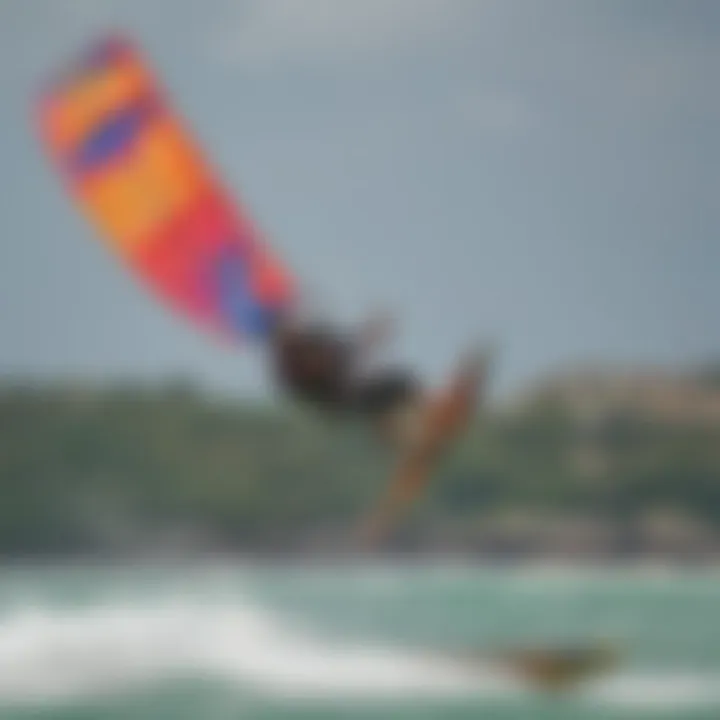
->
xmin=493 ymin=643 xmax=621 ymax=691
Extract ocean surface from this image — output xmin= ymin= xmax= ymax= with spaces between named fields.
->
xmin=0 ymin=562 xmax=719 ymax=719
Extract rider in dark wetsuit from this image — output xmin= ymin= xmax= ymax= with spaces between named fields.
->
xmin=269 ymin=311 xmax=422 ymax=439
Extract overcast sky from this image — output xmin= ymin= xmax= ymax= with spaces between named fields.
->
xmin=0 ymin=0 xmax=718 ymax=398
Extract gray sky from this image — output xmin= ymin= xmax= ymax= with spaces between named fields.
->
xmin=0 ymin=0 xmax=718 ymax=398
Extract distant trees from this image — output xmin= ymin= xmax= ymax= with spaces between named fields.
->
xmin=0 ymin=379 xmax=718 ymax=557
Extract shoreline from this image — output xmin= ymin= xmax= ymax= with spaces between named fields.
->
xmin=2 ymin=552 xmax=720 ymax=575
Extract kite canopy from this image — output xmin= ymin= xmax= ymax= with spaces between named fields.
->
xmin=37 ymin=35 xmax=295 ymax=342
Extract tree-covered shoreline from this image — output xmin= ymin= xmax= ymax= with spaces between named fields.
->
xmin=1 ymin=374 xmax=719 ymax=559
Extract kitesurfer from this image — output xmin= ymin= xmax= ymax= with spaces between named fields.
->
xmin=267 ymin=304 xmax=490 ymax=544
xmin=268 ymin=310 xmax=424 ymax=447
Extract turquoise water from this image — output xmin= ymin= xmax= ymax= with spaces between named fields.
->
xmin=0 ymin=563 xmax=719 ymax=719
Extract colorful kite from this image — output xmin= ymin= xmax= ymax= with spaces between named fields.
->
xmin=37 ymin=35 xmax=295 ymax=342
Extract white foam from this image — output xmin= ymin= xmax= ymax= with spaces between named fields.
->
xmin=0 ymin=596 xmax=717 ymax=712
xmin=582 ymin=672 xmax=720 ymax=712
xmin=0 ymin=598 xmax=505 ymax=705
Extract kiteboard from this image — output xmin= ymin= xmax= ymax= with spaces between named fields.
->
xmin=359 ymin=349 xmax=489 ymax=546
